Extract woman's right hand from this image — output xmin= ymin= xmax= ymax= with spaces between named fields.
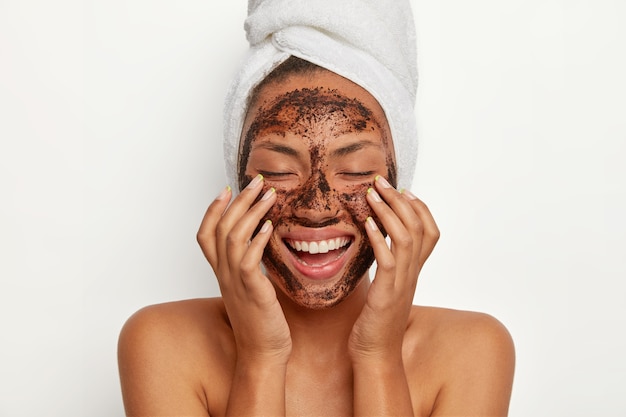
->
xmin=197 ymin=175 xmax=292 ymax=364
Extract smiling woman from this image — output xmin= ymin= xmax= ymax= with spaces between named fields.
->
xmin=241 ymin=61 xmax=395 ymax=308
xmin=117 ymin=0 xmax=515 ymax=416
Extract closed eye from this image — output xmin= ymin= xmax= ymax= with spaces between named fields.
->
xmin=258 ymin=170 xmax=296 ymax=179
xmin=340 ymin=171 xmax=375 ymax=177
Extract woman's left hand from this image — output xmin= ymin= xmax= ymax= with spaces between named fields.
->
xmin=348 ymin=175 xmax=439 ymax=362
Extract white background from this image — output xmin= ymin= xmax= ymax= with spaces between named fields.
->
xmin=1 ymin=0 xmax=625 ymax=416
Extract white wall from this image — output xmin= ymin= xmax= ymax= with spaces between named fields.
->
xmin=0 ymin=1 xmax=624 ymax=416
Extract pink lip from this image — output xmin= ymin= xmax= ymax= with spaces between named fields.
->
xmin=279 ymin=227 xmax=355 ymax=281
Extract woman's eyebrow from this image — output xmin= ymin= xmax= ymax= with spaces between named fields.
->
xmin=331 ymin=140 xmax=380 ymax=157
xmin=254 ymin=142 xmax=301 ymax=158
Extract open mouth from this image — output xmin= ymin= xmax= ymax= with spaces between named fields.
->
xmin=284 ymin=237 xmax=353 ymax=267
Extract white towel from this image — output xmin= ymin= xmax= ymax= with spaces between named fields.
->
xmin=223 ymin=0 xmax=418 ymax=190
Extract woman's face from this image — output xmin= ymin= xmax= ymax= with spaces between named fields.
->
xmin=239 ymin=69 xmax=396 ymax=309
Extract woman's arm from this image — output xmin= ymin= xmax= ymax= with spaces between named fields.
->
xmin=197 ymin=178 xmax=290 ymax=416
xmin=225 ymin=355 xmax=288 ymax=416
xmin=351 ymin=176 xmax=440 ymax=415
xmin=352 ymin=355 xmax=414 ymax=416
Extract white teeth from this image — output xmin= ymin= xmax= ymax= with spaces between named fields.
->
xmin=287 ymin=237 xmax=350 ymax=254
xmin=309 ymin=242 xmax=319 ymax=254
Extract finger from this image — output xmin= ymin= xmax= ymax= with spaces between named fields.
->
xmin=364 ymin=216 xmax=396 ymax=292
xmin=366 ymin=187 xmax=417 ymax=273
xmin=224 ymin=187 xmax=277 ymax=268
xmin=374 ymin=177 xmax=435 ymax=272
xmin=374 ymin=176 xmax=423 ymax=238
xmin=400 ymin=190 xmax=440 ymax=266
xmin=215 ymin=174 xmax=265 ymax=258
xmin=238 ymin=220 xmax=277 ymax=305
xmin=197 ymin=185 xmax=232 ymax=265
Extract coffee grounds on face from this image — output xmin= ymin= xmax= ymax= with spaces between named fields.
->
xmin=239 ymin=87 xmax=395 ymax=308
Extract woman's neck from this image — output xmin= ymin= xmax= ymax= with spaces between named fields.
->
xmin=278 ymin=275 xmax=370 ymax=360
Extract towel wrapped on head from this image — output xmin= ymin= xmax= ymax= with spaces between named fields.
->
xmin=223 ymin=0 xmax=418 ymax=190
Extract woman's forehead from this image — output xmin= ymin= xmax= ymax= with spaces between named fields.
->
xmin=245 ymin=70 xmax=389 ymax=134
xmin=250 ymin=87 xmax=379 ymax=137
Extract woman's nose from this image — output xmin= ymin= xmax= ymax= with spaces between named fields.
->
xmin=291 ymin=173 xmax=340 ymax=224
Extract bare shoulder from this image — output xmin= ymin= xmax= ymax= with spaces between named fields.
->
xmin=118 ymin=298 xmax=233 ymax=362
xmin=118 ymin=298 xmax=234 ymax=416
xmin=119 ymin=297 xmax=230 ymax=342
xmin=408 ymin=305 xmax=514 ymax=356
xmin=405 ymin=306 xmax=515 ymax=416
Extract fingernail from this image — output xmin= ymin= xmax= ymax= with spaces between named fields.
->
xmin=401 ymin=188 xmax=418 ymax=200
xmin=215 ymin=185 xmax=231 ymax=200
xmin=260 ymin=187 xmax=275 ymax=201
xmin=367 ymin=187 xmax=382 ymax=203
xmin=247 ymin=174 xmax=264 ymax=189
xmin=259 ymin=219 xmax=272 ymax=234
xmin=375 ymin=175 xmax=392 ymax=188
xmin=366 ymin=216 xmax=378 ymax=231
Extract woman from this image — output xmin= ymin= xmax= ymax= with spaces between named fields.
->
xmin=118 ymin=1 xmax=515 ymax=415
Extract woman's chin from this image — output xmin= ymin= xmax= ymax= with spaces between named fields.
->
xmin=278 ymin=281 xmax=361 ymax=310
xmin=263 ymin=234 xmax=374 ymax=310
xmin=271 ymin=267 xmax=369 ymax=310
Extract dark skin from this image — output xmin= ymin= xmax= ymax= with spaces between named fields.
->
xmin=240 ymin=87 xmax=393 ymax=309
xmin=118 ymin=69 xmax=515 ymax=417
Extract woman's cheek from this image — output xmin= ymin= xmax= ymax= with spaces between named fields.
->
xmin=339 ymin=183 xmax=374 ymax=223
xmin=262 ymin=186 xmax=290 ymax=224
xmin=339 ymin=182 xmax=388 ymax=237
xmin=247 ymin=182 xmax=288 ymax=238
